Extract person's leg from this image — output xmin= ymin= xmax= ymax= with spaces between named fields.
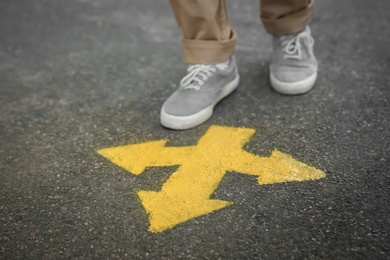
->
xmin=260 ymin=0 xmax=318 ymax=95
xmin=169 ymin=0 xmax=236 ymax=64
xmin=161 ymin=0 xmax=240 ymax=130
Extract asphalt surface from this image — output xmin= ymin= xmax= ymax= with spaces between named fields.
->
xmin=1 ymin=0 xmax=389 ymax=259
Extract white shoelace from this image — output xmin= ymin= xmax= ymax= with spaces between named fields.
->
xmin=281 ymin=29 xmax=314 ymax=60
xmin=180 ymin=64 xmax=217 ymax=90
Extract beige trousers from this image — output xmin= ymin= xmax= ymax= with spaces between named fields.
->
xmin=169 ymin=0 xmax=314 ymax=64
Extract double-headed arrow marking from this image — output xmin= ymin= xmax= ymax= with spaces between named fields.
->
xmin=98 ymin=125 xmax=325 ymax=233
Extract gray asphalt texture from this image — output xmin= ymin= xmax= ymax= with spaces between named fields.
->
xmin=1 ymin=0 xmax=389 ymax=259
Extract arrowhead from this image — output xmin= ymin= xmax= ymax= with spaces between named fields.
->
xmin=257 ymin=150 xmax=326 ymax=185
xmin=138 ymin=190 xmax=233 ymax=233
xmin=97 ymin=141 xmax=168 ymax=175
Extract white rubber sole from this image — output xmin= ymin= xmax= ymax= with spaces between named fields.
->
xmin=270 ymin=71 xmax=317 ymax=95
xmin=160 ymin=75 xmax=240 ymax=130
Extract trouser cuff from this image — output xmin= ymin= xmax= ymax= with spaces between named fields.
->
xmin=181 ymin=30 xmax=237 ymax=64
xmin=262 ymin=1 xmax=314 ymax=35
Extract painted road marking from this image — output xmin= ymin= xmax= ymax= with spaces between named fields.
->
xmin=98 ymin=125 xmax=325 ymax=233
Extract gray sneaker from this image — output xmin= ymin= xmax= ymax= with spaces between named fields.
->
xmin=160 ymin=56 xmax=239 ymax=130
xmin=270 ymin=26 xmax=318 ymax=95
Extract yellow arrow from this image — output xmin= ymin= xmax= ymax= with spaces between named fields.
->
xmin=98 ymin=125 xmax=325 ymax=233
